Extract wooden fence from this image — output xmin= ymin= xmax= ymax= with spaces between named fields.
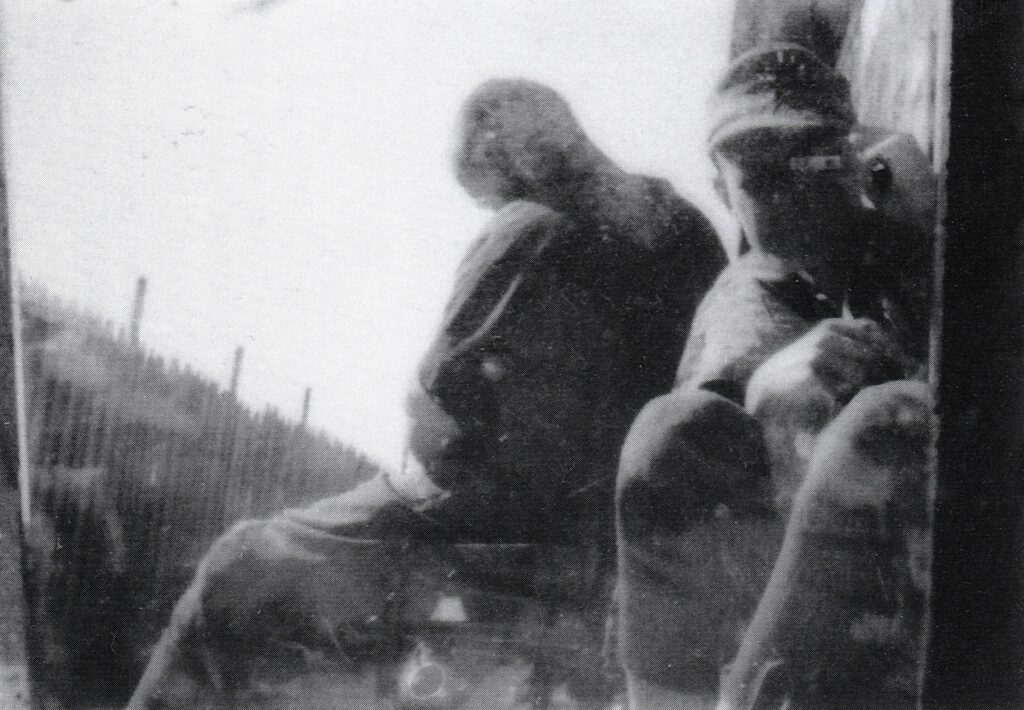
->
xmin=17 ymin=281 xmax=380 ymax=704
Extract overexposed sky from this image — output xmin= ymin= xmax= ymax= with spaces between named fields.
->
xmin=0 ymin=0 xmax=735 ymax=469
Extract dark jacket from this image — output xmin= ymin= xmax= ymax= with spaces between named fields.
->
xmin=406 ymin=179 xmax=724 ymax=541
xmin=676 ymin=211 xmax=932 ymax=403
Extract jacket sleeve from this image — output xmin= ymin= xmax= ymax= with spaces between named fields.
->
xmin=407 ymin=201 xmax=575 ymax=471
xmin=674 ymin=262 xmax=814 ymax=400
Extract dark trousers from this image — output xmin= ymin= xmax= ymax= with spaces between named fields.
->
xmin=126 ymin=472 xmax=617 ymax=709
xmin=125 ymin=476 xmax=439 ymax=709
xmin=615 ymin=389 xmax=780 ymax=696
xmin=615 ymin=382 xmax=933 ymax=709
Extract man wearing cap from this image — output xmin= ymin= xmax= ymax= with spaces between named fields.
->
xmin=615 ymin=44 xmax=933 ymax=710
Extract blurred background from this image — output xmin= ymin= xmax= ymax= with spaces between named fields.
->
xmin=1 ymin=0 xmax=735 ymax=471
xmin=0 ymin=3 xmax=737 ymax=706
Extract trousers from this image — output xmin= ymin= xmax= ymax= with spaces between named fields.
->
xmin=616 ymin=383 xmax=933 ymax=709
xmin=126 ymin=467 xmax=618 ymax=709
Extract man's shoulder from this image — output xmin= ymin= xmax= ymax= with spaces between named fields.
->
xmin=688 ymin=256 xmax=797 ymax=343
xmin=675 ymin=256 xmax=816 ymax=393
xmin=624 ymin=174 xmax=721 ymax=255
xmin=478 ymin=200 xmax=572 ymax=247
xmin=458 ymin=200 xmax=574 ymax=273
xmin=488 ymin=200 xmax=568 ymax=231
xmin=688 ymin=261 xmax=754 ymax=329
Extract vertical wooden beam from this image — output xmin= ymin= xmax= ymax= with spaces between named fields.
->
xmin=0 ymin=33 xmax=33 ymax=707
xmin=924 ymin=2 xmax=1024 ymax=707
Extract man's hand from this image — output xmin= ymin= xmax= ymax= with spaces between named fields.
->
xmin=747 ymin=317 xmax=910 ymax=414
xmin=745 ymin=318 xmax=915 ymax=509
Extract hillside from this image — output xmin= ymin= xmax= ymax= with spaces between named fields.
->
xmin=17 ymin=279 xmax=383 ymax=707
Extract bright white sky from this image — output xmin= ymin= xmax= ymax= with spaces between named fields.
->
xmin=0 ymin=0 xmax=735 ymax=469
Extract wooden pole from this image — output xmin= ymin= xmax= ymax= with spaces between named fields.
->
xmin=923 ymin=2 xmax=1024 ymax=707
xmin=228 ymin=346 xmax=243 ymax=398
xmin=300 ymin=386 xmax=311 ymax=429
xmin=129 ymin=275 xmax=146 ymax=346
xmin=0 ymin=46 xmax=34 ymax=708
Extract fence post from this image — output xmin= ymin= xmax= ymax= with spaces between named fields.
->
xmin=129 ymin=276 xmax=146 ymax=347
xmin=300 ymin=387 xmax=311 ymax=429
xmin=228 ymin=346 xmax=243 ymax=397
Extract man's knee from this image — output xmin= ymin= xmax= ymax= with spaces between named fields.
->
xmin=841 ymin=380 xmax=933 ymax=463
xmin=614 ymin=391 xmax=780 ymax=694
xmin=189 ymin=519 xmax=292 ymax=637
xmin=128 ymin=520 xmax=284 ymax=706
xmin=617 ymin=389 xmax=770 ymax=538
xmin=803 ymin=380 xmax=934 ymax=513
xmin=199 ymin=518 xmax=269 ymax=578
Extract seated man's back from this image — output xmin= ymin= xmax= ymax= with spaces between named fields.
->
xmin=126 ymin=78 xmax=726 ymax=710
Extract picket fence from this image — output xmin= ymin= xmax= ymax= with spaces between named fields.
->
xmin=19 ymin=281 xmax=380 ymax=633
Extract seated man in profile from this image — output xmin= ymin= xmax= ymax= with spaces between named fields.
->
xmin=615 ymin=44 xmax=933 ymax=710
xmin=126 ymin=78 xmax=726 ymax=709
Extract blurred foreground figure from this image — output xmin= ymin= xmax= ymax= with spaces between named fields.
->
xmin=25 ymin=466 xmax=133 ymax=708
xmin=126 ymin=78 xmax=725 ymax=709
xmin=615 ymin=45 xmax=934 ymax=710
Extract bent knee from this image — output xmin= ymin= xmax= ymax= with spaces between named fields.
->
xmin=844 ymin=380 xmax=932 ymax=422
xmin=618 ymin=389 xmax=764 ymax=485
xmin=803 ymin=381 xmax=935 ymax=511
xmin=617 ymin=389 xmax=769 ymax=535
xmin=193 ymin=516 xmax=320 ymax=611
xmin=195 ymin=518 xmax=324 ymax=632
xmin=834 ymin=380 xmax=935 ymax=465
xmin=200 ymin=519 xmax=273 ymax=578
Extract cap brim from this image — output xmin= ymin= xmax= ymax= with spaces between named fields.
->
xmin=709 ymin=113 xmax=849 ymax=151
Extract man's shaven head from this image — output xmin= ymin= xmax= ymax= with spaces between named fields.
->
xmin=452 ymin=78 xmax=612 ymax=209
